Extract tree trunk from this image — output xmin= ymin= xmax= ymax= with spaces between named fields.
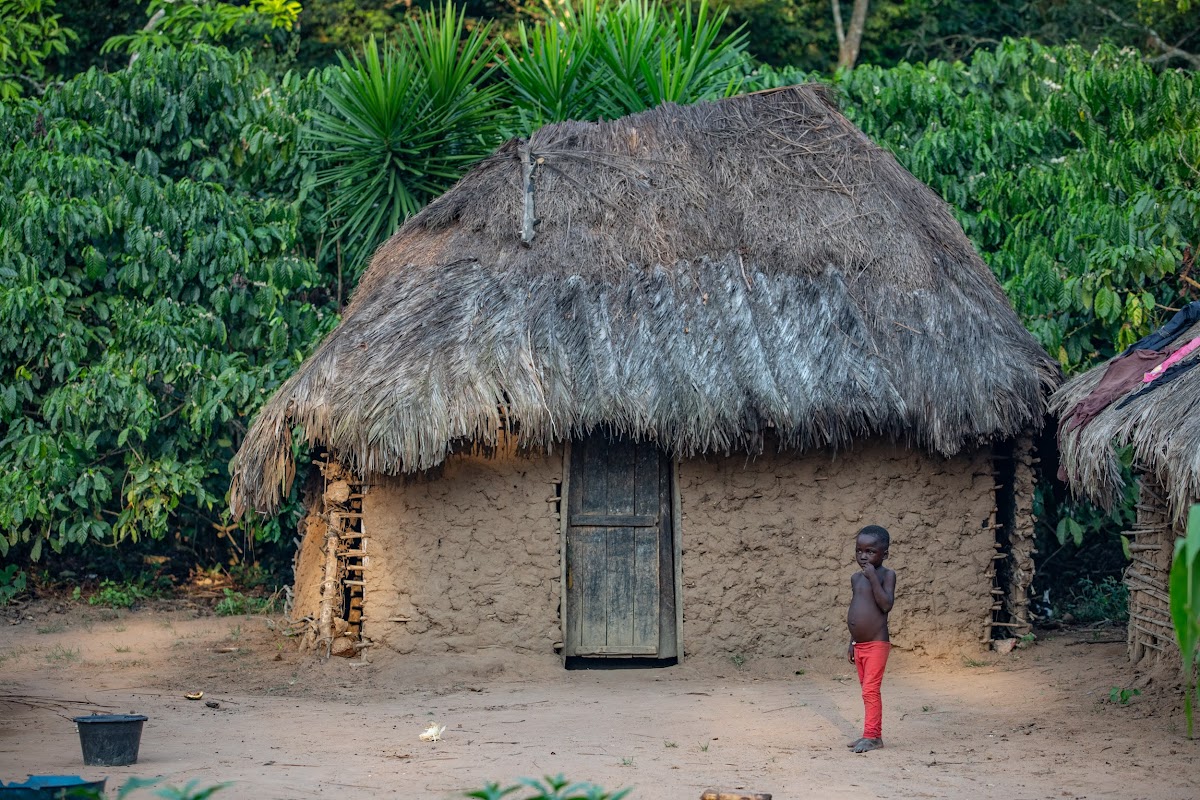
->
xmin=832 ymin=0 xmax=870 ymax=70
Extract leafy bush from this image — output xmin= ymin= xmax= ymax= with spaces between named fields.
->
xmin=0 ymin=564 xmax=28 ymax=604
xmin=0 ymin=0 xmax=77 ymax=100
xmin=101 ymin=0 xmax=300 ymax=60
xmin=0 ymin=46 xmax=336 ymax=564
xmin=1063 ymin=576 xmax=1129 ymax=624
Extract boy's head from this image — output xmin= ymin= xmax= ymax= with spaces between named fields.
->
xmin=855 ymin=525 xmax=890 ymax=566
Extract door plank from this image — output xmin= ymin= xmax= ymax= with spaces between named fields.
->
xmin=608 ymin=438 xmax=637 ymax=515
xmin=580 ymin=438 xmax=608 ymax=514
xmin=634 ymin=442 xmax=659 ymax=517
xmin=634 ymin=527 xmax=660 ymax=648
xmin=606 ymin=527 xmax=636 ymax=647
xmin=577 ymin=528 xmax=608 ymax=649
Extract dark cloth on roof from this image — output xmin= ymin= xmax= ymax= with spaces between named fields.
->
xmin=1116 ymin=357 xmax=1200 ymax=410
xmin=1061 ymin=349 xmax=1170 ymax=434
xmin=1121 ymin=300 xmax=1200 ymax=355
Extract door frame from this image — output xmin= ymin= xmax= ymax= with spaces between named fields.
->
xmin=558 ymin=440 xmax=684 ymax=662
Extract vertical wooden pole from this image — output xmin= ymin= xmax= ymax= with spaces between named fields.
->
xmin=318 ymin=520 xmax=340 ymax=653
xmin=671 ymin=458 xmax=684 ymax=661
xmin=559 ymin=441 xmax=571 ymax=665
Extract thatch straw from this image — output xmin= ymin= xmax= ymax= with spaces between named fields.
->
xmin=1051 ymin=320 xmax=1200 ymax=522
xmin=230 ymin=85 xmax=1058 ymax=517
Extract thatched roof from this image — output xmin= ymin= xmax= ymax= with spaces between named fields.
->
xmin=1051 ymin=320 xmax=1200 ymax=521
xmin=230 ymin=84 xmax=1058 ymax=517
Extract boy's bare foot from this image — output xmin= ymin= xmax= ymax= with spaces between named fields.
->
xmin=852 ymin=738 xmax=883 ymax=753
xmin=846 ymin=738 xmax=865 ymax=748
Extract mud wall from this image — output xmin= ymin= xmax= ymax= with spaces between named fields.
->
xmin=361 ymin=444 xmax=563 ymax=654
xmin=342 ymin=438 xmax=996 ymax=658
xmin=678 ymin=440 xmax=996 ymax=659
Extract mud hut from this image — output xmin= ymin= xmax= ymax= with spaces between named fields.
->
xmin=231 ymin=85 xmax=1058 ymax=663
xmin=1051 ymin=306 xmax=1200 ymax=672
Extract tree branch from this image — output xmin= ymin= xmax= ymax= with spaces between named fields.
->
xmin=0 ymin=72 xmax=48 ymax=94
xmin=1089 ymin=2 xmax=1200 ymax=69
xmin=128 ymin=8 xmax=167 ymax=67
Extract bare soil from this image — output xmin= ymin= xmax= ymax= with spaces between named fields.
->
xmin=2 ymin=600 xmax=1197 ymax=800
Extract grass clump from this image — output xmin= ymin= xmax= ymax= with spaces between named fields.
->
xmin=214 ymin=588 xmax=279 ymax=616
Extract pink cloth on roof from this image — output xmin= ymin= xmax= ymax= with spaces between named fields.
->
xmin=1144 ymin=336 xmax=1200 ymax=383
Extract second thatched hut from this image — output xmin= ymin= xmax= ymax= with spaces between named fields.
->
xmin=1052 ymin=303 xmax=1200 ymax=672
xmin=232 ymin=85 xmax=1058 ymax=663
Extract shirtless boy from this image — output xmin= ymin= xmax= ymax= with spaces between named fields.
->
xmin=845 ymin=524 xmax=896 ymax=754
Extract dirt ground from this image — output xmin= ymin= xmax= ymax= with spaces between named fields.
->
xmin=2 ymin=600 xmax=1197 ymax=800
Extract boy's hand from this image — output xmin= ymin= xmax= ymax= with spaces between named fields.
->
xmin=847 ymin=642 xmax=855 ymax=663
xmin=860 ymin=562 xmax=877 ymax=579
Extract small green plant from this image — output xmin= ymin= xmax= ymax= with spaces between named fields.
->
xmin=698 ymin=741 xmax=710 ymax=752
xmin=35 ymin=622 xmax=66 ymax=634
xmin=729 ymin=653 xmax=745 ymax=668
xmin=466 ymin=774 xmax=630 ymax=800
xmin=1108 ymin=686 xmax=1141 ymax=705
xmin=1170 ymin=505 xmax=1200 ymax=738
xmin=215 ymin=588 xmax=279 ymax=616
xmin=794 ymin=668 xmax=805 ymax=675
xmin=0 ymin=565 xmax=27 ymax=604
xmin=961 ymin=656 xmax=988 ymax=668
xmin=113 ymin=645 xmax=132 ymax=653
xmin=87 ymin=579 xmax=149 ymax=609
xmin=618 ymin=757 xmax=634 ymax=767
xmin=663 ymin=740 xmax=676 ymax=748
xmin=922 ymin=705 xmax=933 ymax=712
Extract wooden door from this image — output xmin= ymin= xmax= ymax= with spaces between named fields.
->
xmin=565 ymin=434 xmax=677 ymax=658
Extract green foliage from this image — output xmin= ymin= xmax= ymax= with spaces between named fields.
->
xmin=815 ymin=39 xmax=1200 ymax=374
xmin=214 ymin=587 xmax=278 ymax=615
xmin=0 ymin=46 xmax=337 ymax=565
xmin=291 ymin=0 xmax=409 ymax=72
xmin=102 ymin=0 xmax=301 ymax=58
xmin=307 ymin=2 xmax=504 ymax=273
xmin=86 ymin=578 xmax=152 ymax=608
xmin=1063 ymin=576 xmax=1129 ymax=624
xmin=1170 ymin=504 xmax=1200 ymax=738
xmin=466 ymin=774 xmax=631 ymax=800
xmin=0 ymin=0 xmax=77 ymax=99
xmin=1108 ymin=685 xmax=1141 ymax=705
xmin=0 ymin=564 xmax=28 ymax=604
xmin=499 ymin=0 xmax=748 ymax=129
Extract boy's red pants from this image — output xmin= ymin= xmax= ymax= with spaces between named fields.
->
xmin=853 ymin=641 xmax=891 ymax=739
